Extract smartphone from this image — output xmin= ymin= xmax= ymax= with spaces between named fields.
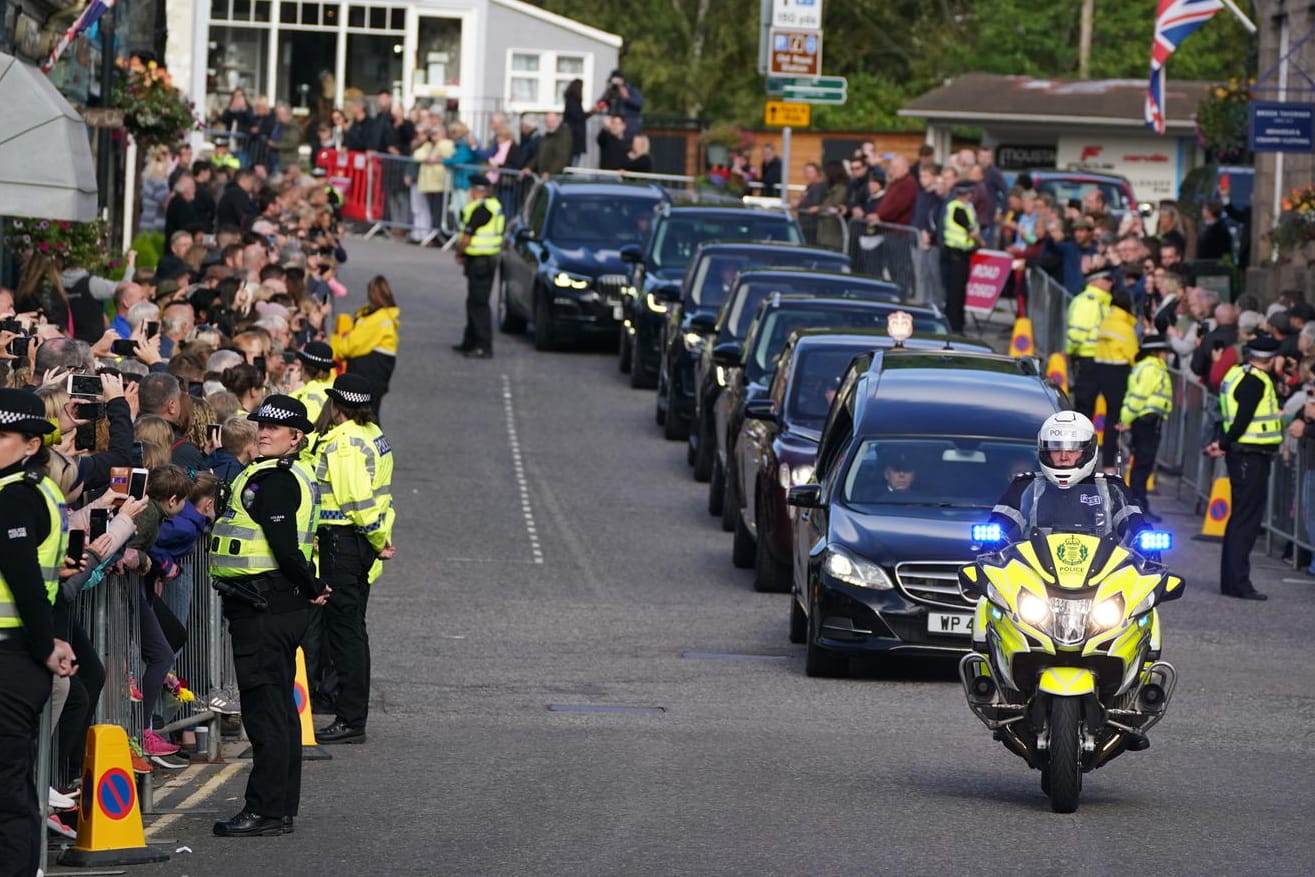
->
xmin=253 ymin=355 xmax=267 ymax=376
xmin=74 ymin=401 xmax=106 ymax=421
xmin=110 ymin=339 xmax=139 ymax=357
xmin=130 ymin=441 xmax=144 ymax=468
xmin=65 ymin=529 xmax=85 ymax=561
xmin=144 ymin=321 xmax=161 ymax=339
xmin=89 ymin=508 xmax=109 ymax=540
xmin=7 ymin=336 xmax=30 ymax=358
xmin=74 ymin=422 xmax=96 ymax=451
xmin=206 ymin=422 xmax=222 ymax=445
xmin=127 ymin=468 xmax=149 ymax=500
xmin=67 ymin=373 xmax=103 ymax=398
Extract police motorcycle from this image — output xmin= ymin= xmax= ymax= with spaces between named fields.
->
xmin=956 ymin=416 xmax=1184 ymax=813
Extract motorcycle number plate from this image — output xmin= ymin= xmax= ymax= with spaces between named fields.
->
xmin=612 ymin=304 xmax=623 ymax=321
xmin=927 ymin=612 xmax=973 ymax=636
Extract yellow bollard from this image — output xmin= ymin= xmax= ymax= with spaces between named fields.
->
xmin=59 ymin=725 xmax=169 ymax=866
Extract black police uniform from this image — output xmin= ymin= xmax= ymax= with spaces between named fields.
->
xmin=990 ymin=472 xmax=1146 ymax=542
xmin=454 ymin=177 xmax=500 ymax=358
xmin=1218 ymin=353 xmax=1281 ymax=601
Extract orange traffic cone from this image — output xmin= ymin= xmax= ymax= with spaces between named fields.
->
xmin=1046 ymin=353 xmax=1068 ymax=393
xmin=296 ymin=647 xmax=331 ymax=761
xmin=59 ymin=725 xmax=169 ymax=866
xmin=1010 ymin=317 xmax=1035 ymax=358
xmin=1197 ymin=476 xmax=1231 ymax=541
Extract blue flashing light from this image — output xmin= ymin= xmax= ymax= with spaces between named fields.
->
xmin=972 ymin=523 xmax=1004 ymax=544
xmin=1136 ymin=530 xmax=1173 ymax=552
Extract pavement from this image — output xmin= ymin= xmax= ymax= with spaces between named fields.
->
xmin=56 ymin=237 xmax=1315 ymax=877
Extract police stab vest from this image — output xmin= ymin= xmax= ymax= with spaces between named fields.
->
xmin=1220 ymin=364 xmax=1282 ymax=446
xmin=461 ymin=197 xmax=505 ymax=256
xmin=0 ymin=471 xmax=66 ymax=629
xmin=314 ymin=421 xmax=393 ymax=536
xmin=210 ymin=456 xmax=319 ymax=578
xmin=942 ymin=200 xmax=977 ymax=251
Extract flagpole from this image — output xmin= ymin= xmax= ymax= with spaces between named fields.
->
xmin=1219 ymin=0 xmax=1257 ymax=34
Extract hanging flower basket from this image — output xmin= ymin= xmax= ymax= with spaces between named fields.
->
xmin=1194 ymin=77 xmax=1252 ymax=164
xmin=111 ymin=57 xmax=199 ymax=151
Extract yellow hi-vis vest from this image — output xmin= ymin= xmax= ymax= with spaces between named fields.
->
xmin=1220 ymin=364 xmax=1282 ymax=446
xmin=0 ymin=471 xmax=66 ymax=628
xmin=314 ymin=421 xmax=394 ymax=551
xmin=942 ymin=199 xmax=977 ymax=251
xmin=1065 ymin=285 xmax=1111 ymax=357
xmin=292 ymin=377 xmax=334 ymax=426
xmin=461 ymin=197 xmax=505 ymax=256
xmin=1120 ymin=356 xmax=1173 ymax=425
xmin=210 ymin=456 xmax=319 ymax=579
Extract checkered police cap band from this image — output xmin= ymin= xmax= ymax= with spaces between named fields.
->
xmin=300 ymin=352 xmax=335 ymax=367
xmin=0 ymin=408 xmax=37 ymax=425
xmin=256 ymin=404 xmax=297 ymax=421
xmin=335 ymin=390 xmax=370 ymax=404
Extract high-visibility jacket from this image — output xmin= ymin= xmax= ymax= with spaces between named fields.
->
xmin=1065 ymin=284 xmax=1111 ymax=357
xmin=0 ymin=472 xmax=65 ymax=629
xmin=1093 ymin=307 xmax=1139 ymax=365
xmin=1220 ymin=364 xmax=1282 ymax=446
xmin=942 ymin=199 xmax=978 ymax=251
xmin=331 ymin=306 xmax=399 ymax=360
xmin=292 ymin=377 xmax=334 ymax=426
xmin=211 ymin=456 xmax=320 ymax=579
xmin=212 ymin=151 xmax=240 ymax=171
xmin=461 ymin=197 xmax=505 ymax=256
xmin=313 ymin=420 xmax=394 ymax=553
xmin=1120 ymin=357 xmax=1173 ymax=425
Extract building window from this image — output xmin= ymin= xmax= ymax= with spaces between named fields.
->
xmin=505 ymin=50 xmax=591 ymax=112
xmin=209 ymin=25 xmax=270 ymax=106
xmin=347 ymin=33 xmax=404 ymax=96
xmin=416 ymin=17 xmax=463 ymax=94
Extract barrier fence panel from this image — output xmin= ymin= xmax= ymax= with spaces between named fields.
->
xmin=846 ymin=220 xmax=919 ymax=299
xmin=1025 ymin=267 xmax=1068 ymax=363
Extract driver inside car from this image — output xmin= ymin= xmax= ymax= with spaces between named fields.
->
xmin=989 ymin=411 xmax=1146 ymax=541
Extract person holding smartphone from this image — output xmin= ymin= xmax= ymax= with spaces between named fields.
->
xmin=0 ymin=388 xmax=77 ymax=874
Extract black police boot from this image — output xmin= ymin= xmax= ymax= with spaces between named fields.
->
xmin=282 ymin=816 xmax=294 ymax=834
xmin=315 ymin=719 xmax=366 ymax=744
xmin=213 ymin=810 xmax=285 ymax=837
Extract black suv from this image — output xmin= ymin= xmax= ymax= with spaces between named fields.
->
xmin=617 ymin=204 xmax=801 ymax=387
xmin=498 ymin=178 xmax=668 ymax=351
xmin=658 ymin=244 xmax=849 ymax=443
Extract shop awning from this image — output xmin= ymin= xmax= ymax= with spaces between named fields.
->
xmin=0 ymin=51 xmax=98 ymax=221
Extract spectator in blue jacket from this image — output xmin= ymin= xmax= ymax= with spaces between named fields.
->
xmin=203 ymin=415 xmax=257 ymax=485
xmin=1045 ymin=216 xmax=1100 ymax=294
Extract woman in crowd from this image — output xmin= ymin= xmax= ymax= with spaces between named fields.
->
xmin=221 ymin=363 xmax=266 ymax=415
xmin=563 ymin=78 xmax=590 ymax=166
xmin=413 ymin=123 xmax=454 ymax=242
xmin=443 ymin=121 xmax=481 ymax=221
xmin=140 ymin=146 xmax=172 ymax=233
xmin=331 ymin=275 xmax=398 ymax=421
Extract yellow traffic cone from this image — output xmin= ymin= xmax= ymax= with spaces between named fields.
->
xmin=296 ymin=647 xmax=332 ymax=761
xmin=1198 ymin=476 xmax=1231 ymax=541
xmin=1046 ymin=353 xmax=1068 ymax=393
xmin=1010 ymin=316 xmax=1035 ymax=358
xmin=58 ymin=725 xmax=169 ymax=866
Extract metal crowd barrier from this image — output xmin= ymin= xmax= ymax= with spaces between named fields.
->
xmin=846 ymin=219 xmax=918 ymax=300
xmin=1024 ymin=267 xmax=1069 ymax=363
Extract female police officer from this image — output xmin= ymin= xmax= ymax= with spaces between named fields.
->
xmin=311 ymin=374 xmax=394 ymax=746
xmin=0 ymin=388 xmax=77 ymax=871
xmin=210 ymin=395 xmax=327 ymax=838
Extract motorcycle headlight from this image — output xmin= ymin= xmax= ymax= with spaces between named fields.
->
xmin=823 ymin=546 xmax=893 ymax=590
xmin=778 ymin=462 xmax=815 ymax=490
xmin=1050 ymin=598 xmax=1092 ymax=646
xmin=553 ymin=272 xmax=590 ymax=290
xmin=1088 ymin=596 xmax=1125 ymax=631
xmin=645 ymin=292 xmax=669 ymax=313
xmin=683 ymin=331 xmax=705 ymax=353
xmin=1017 ymin=590 xmax=1050 ymax=626
xmin=715 ymin=364 xmax=727 ymax=386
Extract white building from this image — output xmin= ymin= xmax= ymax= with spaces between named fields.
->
xmin=166 ymin=0 xmax=621 ymax=125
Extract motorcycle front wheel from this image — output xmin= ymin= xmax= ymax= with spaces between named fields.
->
xmin=1044 ymin=696 xmax=1083 ymax=813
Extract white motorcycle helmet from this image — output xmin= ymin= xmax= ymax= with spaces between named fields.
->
xmin=1037 ymin=411 xmax=1097 ymax=489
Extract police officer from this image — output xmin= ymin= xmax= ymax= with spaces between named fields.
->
xmin=211 ymin=395 xmax=326 ymax=838
xmin=1206 ymin=335 xmax=1283 ymax=601
xmin=1118 ymin=334 xmax=1173 ymax=520
xmin=312 ymin=375 xmax=395 ymax=745
xmin=1065 ymin=269 xmax=1114 ymax=418
xmin=0 ymin=389 xmax=77 ymax=873
xmin=940 ymin=180 xmax=982 ymax=334
xmin=452 ymin=173 xmax=505 ymax=359
xmin=290 ymin=340 xmax=336 ymax=425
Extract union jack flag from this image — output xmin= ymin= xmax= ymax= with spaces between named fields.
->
xmin=42 ymin=0 xmax=116 ymax=74
xmin=1145 ymin=0 xmax=1223 ymax=133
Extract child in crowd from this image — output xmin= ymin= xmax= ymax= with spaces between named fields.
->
xmin=204 ymin=415 xmax=258 ymax=484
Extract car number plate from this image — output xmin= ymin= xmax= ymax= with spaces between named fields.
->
xmin=612 ymin=303 xmax=623 ymax=321
xmin=927 ymin=612 xmax=973 ymax=636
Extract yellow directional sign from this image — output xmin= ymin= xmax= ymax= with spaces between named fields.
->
xmin=764 ymin=100 xmax=810 ymax=128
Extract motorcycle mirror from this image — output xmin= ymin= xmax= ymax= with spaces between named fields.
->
xmin=958 ymin=565 xmax=985 ymax=601
xmin=1159 ymin=574 xmax=1186 ymax=602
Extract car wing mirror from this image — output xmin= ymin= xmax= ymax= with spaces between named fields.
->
xmin=743 ymin=398 xmax=777 ymax=422
xmin=514 ymin=227 xmax=536 ymax=244
xmin=619 ymin=244 xmax=642 ymax=263
xmin=712 ymin=341 xmax=743 ymax=367
xmin=689 ymin=312 xmax=718 ymax=334
xmin=786 ymin=483 xmax=821 ymax=508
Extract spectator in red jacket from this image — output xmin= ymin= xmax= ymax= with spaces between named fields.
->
xmin=875 ymin=155 xmax=917 ymax=227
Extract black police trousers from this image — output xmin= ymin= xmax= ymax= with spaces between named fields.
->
xmin=1127 ymin=415 xmax=1161 ymax=508
xmin=0 ymin=641 xmax=51 ymax=877
xmin=319 ymin=527 xmax=377 ymax=729
xmin=223 ymin=590 xmax=309 ymax=818
xmin=942 ymin=248 xmax=970 ymax=334
xmin=461 ymin=254 xmax=497 ymax=352
xmin=1221 ymin=449 xmax=1272 ymax=596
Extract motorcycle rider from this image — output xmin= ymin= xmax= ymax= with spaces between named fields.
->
xmin=990 ymin=410 xmax=1147 ymax=541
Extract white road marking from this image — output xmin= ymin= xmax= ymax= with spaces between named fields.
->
xmin=501 ymin=374 xmax=544 ymax=565
xmin=145 ymin=761 xmax=246 ymax=836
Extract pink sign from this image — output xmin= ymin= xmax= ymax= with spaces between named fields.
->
xmin=965 ymin=250 xmax=1014 ymax=315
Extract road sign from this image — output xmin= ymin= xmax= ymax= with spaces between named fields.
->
xmin=781 ymin=84 xmax=846 ymax=105
xmin=766 ymin=75 xmax=845 ymax=93
xmin=772 ymin=0 xmax=823 ymax=29
xmin=764 ymin=101 xmax=811 ymax=127
xmin=769 ymin=28 xmax=821 ymax=77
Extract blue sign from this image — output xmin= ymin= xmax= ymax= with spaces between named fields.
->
xmin=1249 ymin=101 xmax=1315 ymax=153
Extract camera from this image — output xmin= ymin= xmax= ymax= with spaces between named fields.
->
xmin=7 ymin=336 xmax=30 ymax=358
xmin=67 ymin=373 xmax=102 ymax=398
xmin=74 ymin=401 xmax=106 ymax=421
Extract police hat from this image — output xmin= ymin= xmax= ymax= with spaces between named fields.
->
xmin=247 ymin=394 xmax=314 ymax=433
xmin=1085 ymin=268 xmax=1113 ymax=283
xmin=1243 ymin=334 xmax=1281 ymax=359
xmin=325 ymin=374 xmax=373 ymax=408
xmin=0 ymin=388 xmax=55 ymax=436
xmin=1139 ymin=334 xmax=1171 ymax=353
xmin=951 ymin=180 xmax=975 ymax=195
xmin=295 ymin=341 xmax=335 ymax=371
xmin=468 ymin=174 xmax=492 ymax=189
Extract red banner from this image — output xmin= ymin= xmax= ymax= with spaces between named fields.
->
xmin=964 ymin=250 xmax=1014 ymax=315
